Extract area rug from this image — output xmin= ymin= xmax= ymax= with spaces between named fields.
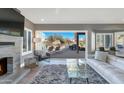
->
xmin=30 ymin=65 xmax=108 ymax=84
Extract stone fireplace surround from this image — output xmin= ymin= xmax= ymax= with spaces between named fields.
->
xmin=0 ymin=34 xmax=23 ymax=72
xmin=0 ymin=34 xmax=30 ymax=83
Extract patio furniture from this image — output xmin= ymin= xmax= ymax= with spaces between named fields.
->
xmin=48 ymin=46 xmax=54 ymax=52
xmin=69 ymin=44 xmax=77 ymax=50
xmin=34 ymin=50 xmax=51 ymax=61
xmin=79 ymin=47 xmax=85 ymax=51
xmin=55 ymin=46 xmax=60 ymax=51
xmin=73 ymin=44 xmax=77 ymax=50
xmin=34 ymin=50 xmax=42 ymax=61
xmin=69 ymin=45 xmax=73 ymax=50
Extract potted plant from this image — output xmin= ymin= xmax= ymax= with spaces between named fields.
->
xmin=109 ymin=47 xmax=116 ymax=55
xmin=99 ymin=47 xmax=105 ymax=51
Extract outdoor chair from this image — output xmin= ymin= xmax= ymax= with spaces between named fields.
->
xmin=55 ymin=46 xmax=60 ymax=51
xmin=34 ymin=50 xmax=51 ymax=61
xmin=48 ymin=46 xmax=54 ymax=52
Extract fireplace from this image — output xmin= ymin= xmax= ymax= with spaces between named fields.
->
xmin=0 ymin=34 xmax=23 ymax=83
xmin=0 ymin=57 xmax=13 ymax=76
xmin=0 ymin=58 xmax=7 ymax=75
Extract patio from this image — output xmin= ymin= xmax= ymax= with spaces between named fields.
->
xmin=50 ymin=47 xmax=85 ymax=58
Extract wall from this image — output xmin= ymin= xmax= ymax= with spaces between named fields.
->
xmin=0 ymin=34 xmax=23 ymax=73
xmin=24 ymin=18 xmax=35 ymax=49
xmin=21 ymin=18 xmax=35 ymax=67
xmin=35 ymin=24 xmax=124 ymax=31
xmin=35 ymin=24 xmax=88 ymax=30
xmin=25 ymin=18 xmax=35 ymax=31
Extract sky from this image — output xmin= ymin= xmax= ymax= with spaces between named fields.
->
xmin=42 ymin=32 xmax=86 ymax=40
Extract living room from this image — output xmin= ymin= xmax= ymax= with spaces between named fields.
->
xmin=1 ymin=8 xmax=124 ymax=85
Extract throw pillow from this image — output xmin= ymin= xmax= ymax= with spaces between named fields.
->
xmin=95 ymin=51 xmax=108 ymax=62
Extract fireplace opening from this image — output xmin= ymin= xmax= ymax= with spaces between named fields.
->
xmin=0 ymin=58 xmax=7 ymax=76
xmin=0 ymin=57 xmax=13 ymax=76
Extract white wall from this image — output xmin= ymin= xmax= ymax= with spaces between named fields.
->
xmin=91 ymin=32 xmax=96 ymax=52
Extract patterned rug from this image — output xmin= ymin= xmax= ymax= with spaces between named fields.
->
xmin=31 ymin=65 xmax=108 ymax=84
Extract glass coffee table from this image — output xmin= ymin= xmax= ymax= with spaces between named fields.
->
xmin=66 ymin=59 xmax=89 ymax=84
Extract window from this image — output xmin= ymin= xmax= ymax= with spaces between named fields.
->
xmin=96 ymin=33 xmax=113 ymax=50
xmin=22 ymin=28 xmax=32 ymax=55
xmin=115 ymin=32 xmax=124 ymax=50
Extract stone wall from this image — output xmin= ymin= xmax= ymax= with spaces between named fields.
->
xmin=0 ymin=34 xmax=23 ymax=73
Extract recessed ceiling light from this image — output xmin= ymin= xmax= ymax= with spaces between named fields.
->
xmin=41 ymin=19 xmax=45 ymax=21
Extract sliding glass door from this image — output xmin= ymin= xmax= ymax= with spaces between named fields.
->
xmin=96 ymin=34 xmax=104 ymax=49
xmin=115 ymin=32 xmax=124 ymax=50
xmin=96 ymin=33 xmax=113 ymax=50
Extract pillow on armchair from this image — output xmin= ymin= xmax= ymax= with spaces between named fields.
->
xmin=95 ymin=51 xmax=108 ymax=62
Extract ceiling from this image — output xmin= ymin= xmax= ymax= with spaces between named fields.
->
xmin=18 ymin=8 xmax=124 ymax=24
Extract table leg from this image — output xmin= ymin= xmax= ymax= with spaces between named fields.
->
xmin=86 ymin=78 xmax=89 ymax=84
xmin=70 ymin=78 xmax=72 ymax=84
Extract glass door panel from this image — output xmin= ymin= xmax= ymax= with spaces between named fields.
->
xmin=23 ymin=28 xmax=32 ymax=55
xmin=96 ymin=34 xmax=104 ymax=49
xmin=23 ymin=30 xmax=27 ymax=52
xmin=115 ymin=32 xmax=124 ymax=50
xmin=96 ymin=33 xmax=113 ymax=50
xmin=28 ymin=31 xmax=31 ymax=51
xmin=104 ymin=35 xmax=112 ymax=50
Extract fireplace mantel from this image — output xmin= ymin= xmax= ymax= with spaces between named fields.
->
xmin=0 ymin=46 xmax=15 ymax=59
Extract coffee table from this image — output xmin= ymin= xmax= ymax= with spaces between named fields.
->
xmin=66 ymin=59 xmax=89 ymax=84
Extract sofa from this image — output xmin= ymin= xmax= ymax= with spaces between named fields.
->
xmin=87 ymin=53 xmax=124 ymax=84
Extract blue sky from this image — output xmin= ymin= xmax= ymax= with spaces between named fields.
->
xmin=42 ymin=32 xmax=86 ymax=40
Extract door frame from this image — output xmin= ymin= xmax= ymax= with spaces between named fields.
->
xmin=96 ymin=33 xmax=113 ymax=50
xmin=35 ymin=30 xmax=88 ymax=59
xmin=22 ymin=28 xmax=33 ymax=56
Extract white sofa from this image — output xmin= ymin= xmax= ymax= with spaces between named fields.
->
xmin=87 ymin=54 xmax=124 ymax=84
